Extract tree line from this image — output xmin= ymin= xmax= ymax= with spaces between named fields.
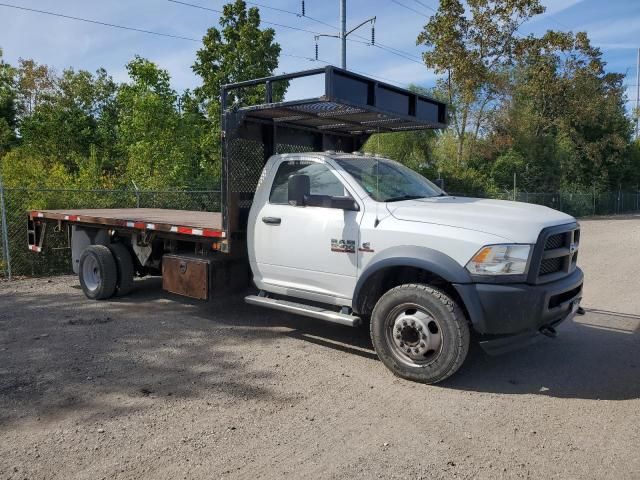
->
xmin=1 ymin=0 xmax=639 ymax=195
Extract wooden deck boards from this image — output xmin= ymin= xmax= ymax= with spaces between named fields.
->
xmin=35 ymin=208 xmax=223 ymax=231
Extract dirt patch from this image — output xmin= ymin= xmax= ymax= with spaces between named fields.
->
xmin=0 ymin=218 xmax=639 ymax=479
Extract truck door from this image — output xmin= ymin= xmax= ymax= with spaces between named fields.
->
xmin=252 ymin=158 xmax=362 ymax=303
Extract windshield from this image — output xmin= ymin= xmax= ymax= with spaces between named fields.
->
xmin=335 ymin=157 xmax=444 ymax=202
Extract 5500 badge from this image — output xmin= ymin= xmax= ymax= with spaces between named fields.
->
xmin=331 ymin=239 xmax=356 ymax=253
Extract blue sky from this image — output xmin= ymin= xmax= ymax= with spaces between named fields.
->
xmin=0 ymin=0 xmax=638 ymax=107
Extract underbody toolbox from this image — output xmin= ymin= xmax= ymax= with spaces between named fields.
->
xmin=162 ymin=254 xmax=209 ymax=300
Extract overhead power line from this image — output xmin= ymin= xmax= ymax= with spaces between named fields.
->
xmin=239 ymin=0 xmax=339 ymax=32
xmin=295 ymin=1 xmax=423 ymax=62
xmin=212 ymin=0 xmax=423 ymax=63
xmin=412 ymin=0 xmax=437 ymax=14
xmin=168 ymin=0 xmax=323 ymax=36
xmin=0 ymin=0 xmax=413 ymax=90
xmin=0 ymin=2 xmax=200 ymax=42
xmin=170 ymin=0 xmax=424 ymax=64
xmin=390 ymin=0 xmax=431 ymax=19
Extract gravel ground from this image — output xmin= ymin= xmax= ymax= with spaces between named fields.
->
xmin=1 ymin=216 xmax=639 ymax=480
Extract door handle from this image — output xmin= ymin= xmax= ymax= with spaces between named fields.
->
xmin=262 ymin=216 xmax=281 ymax=225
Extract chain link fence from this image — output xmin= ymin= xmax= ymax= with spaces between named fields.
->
xmin=0 ymin=187 xmax=638 ymax=280
xmin=0 ymin=188 xmax=221 ymax=280
xmin=448 ymin=191 xmax=640 ymax=218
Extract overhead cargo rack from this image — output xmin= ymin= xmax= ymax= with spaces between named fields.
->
xmin=222 ymin=66 xmax=447 ymax=136
xmin=220 ymin=66 xmax=448 ymax=242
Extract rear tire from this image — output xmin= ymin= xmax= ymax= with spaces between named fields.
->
xmin=108 ymin=243 xmax=135 ymax=297
xmin=79 ymin=245 xmax=118 ymax=300
xmin=370 ymin=283 xmax=470 ymax=384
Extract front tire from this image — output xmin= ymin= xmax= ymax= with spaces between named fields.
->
xmin=370 ymin=284 xmax=470 ymax=384
xmin=79 ymin=245 xmax=118 ymax=300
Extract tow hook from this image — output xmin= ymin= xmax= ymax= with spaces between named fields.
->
xmin=539 ymin=325 xmax=557 ymax=338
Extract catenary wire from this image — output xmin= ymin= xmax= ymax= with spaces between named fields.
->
xmin=0 ymin=1 xmax=414 ymax=89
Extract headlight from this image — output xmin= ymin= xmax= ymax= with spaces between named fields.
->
xmin=466 ymin=245 xmax=531 ymax=276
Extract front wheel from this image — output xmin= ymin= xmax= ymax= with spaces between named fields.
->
xmin=370 ymin=284 xmax=470 ymax=384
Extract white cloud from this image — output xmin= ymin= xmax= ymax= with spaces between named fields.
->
xmin=584 ymin=17 xmax=640 ymax=42
xmin=540 ymin=0 xmax=585 ymax=16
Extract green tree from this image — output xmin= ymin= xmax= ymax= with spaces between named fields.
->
xmin=117 ymin=56 xmax=181 ymax=188
xmin=192 ymin=0 xmax=283 ymax=178
xmin=490 ymin=148 xmax=524 ymax=189
xmin=496 ymin=32 xmax=632 ymax=190
xmin=417 ymin=0 xmax=545 ymax=163
xmin=15 ymin=58 xmax=56 ymax=119
xmin=0 ymin=48 xmax=17 ymax=154
xmin=364 ymin=130 xmax=435 ymax=174
xmin=117 ymin=56 xmax=209 ymax=189
xmin=19 ymin=67 xmax=119 ymax=173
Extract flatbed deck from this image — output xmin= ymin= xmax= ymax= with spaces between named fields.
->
xmin=29 ymin=208 xmax=225 ymax=252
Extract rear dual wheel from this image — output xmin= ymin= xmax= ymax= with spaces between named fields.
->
xmin=370 ymin=284 xmax=470 ymax=384
xmin=108 ymin=243 xmax=135 ymax=297
xmin=79 ymin=244 xmax=134 ymax=300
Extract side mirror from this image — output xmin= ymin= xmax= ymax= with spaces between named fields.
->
xmin=288 ymin=174 xmax=310 ymax=206
xmin=330 ymin=196 xmax=360 ymax=211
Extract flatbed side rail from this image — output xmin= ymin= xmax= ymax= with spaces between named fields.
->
xmin=27 ymin=210 xmax=227 ymax=253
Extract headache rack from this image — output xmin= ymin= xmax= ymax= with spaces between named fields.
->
xmin=220 ymin=66 xmax=448 ymax=251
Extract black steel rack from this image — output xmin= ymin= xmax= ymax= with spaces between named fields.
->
xmin=220 ymin=66 xmax=448 ymax=250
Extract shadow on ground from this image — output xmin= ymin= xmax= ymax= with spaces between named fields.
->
xmin=0 ymin=278 xmax=297 ymax=427
xmin=443 ymin=315 xmax=639 ymax=400
xmin=1 ymin=277 xmax=638 ymax=428
xmin=87 ymin=278 xmax=640 ymax=401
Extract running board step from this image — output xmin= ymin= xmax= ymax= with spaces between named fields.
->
xmin=245 ymin=295 xmax=361 ymax=327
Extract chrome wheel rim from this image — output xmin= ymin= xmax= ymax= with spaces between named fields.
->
xmin=385 ymin=303 xmax=443 ymax=366
xmin=82 ymin=255 xmax=101 ymax=292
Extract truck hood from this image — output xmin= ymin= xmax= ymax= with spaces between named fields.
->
xmin=386 ymin=196 xmax=575 ymax=243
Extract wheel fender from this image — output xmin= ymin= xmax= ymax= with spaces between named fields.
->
xmin=353 ymin=246 xmax=484 ymax=328
xmin=71 ymin=226 xmax=110 ymax=274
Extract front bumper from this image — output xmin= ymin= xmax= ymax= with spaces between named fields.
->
xmin=454 ymin=267 xmax=583 ymax=354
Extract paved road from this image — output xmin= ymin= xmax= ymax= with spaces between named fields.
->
xmin=0 ymin=217 xmax=639 ymax=479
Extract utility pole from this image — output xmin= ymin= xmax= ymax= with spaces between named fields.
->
xmin=636 ymin=47 xmax=639 ymax=139
xmin=315 ymin=0 xmax=375 ymax=69
xmin=340 ymin=0 xmax=347 ymax=69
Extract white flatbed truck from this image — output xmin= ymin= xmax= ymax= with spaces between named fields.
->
xmin=27 ymin=67 xmax=583 ymax=383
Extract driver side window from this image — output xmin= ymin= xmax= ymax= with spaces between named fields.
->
xmin=269 ymin=160 xmax=346 ymax=205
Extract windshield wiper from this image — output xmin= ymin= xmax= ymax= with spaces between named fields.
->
xmin=385 ymin=195 xmax=427 ymax=202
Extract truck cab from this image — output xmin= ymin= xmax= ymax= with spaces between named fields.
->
xmin=246 ymin=151 xmax=583 ymax=383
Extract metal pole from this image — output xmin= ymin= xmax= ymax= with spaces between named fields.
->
xmin=636 ymin=47 xmax=639 ymax=139
xmin=340 ymin=0 xmax=347 ymax=69
xmin=132 ymin=180 xmax=140 ymax=208
xmin=0 ymin=173 xmax=11 ymax=281
xmin=619 ymin=184 xmax=622 ymax=213
xmin=513 ymin=172 xmax=516 ymax=201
